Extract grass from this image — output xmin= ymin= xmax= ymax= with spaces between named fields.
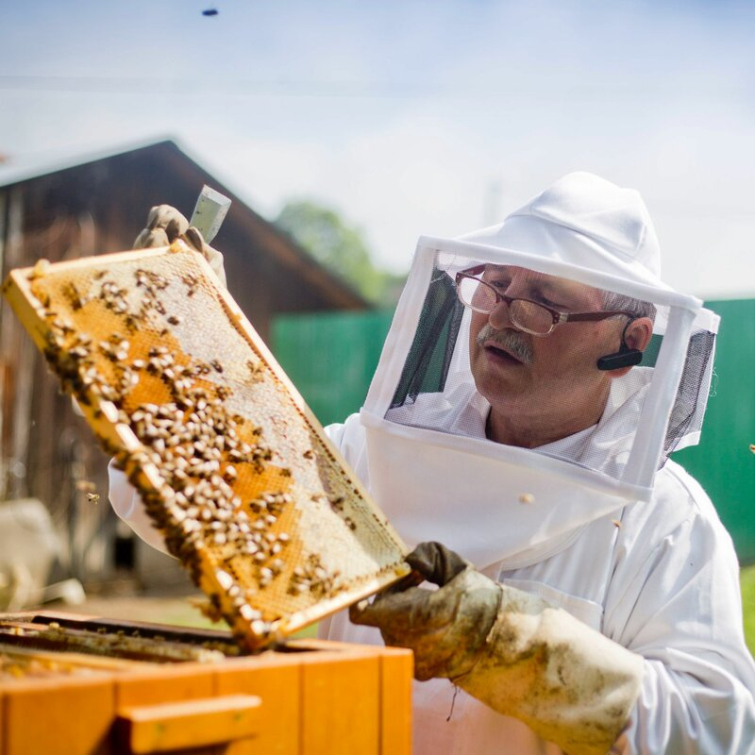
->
xmin=741 ymin=564 xmax=755 ymax=657
xmin=63 ymin=568 xmax=755 ymax=652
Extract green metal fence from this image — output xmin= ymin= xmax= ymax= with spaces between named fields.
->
xmin=273 ymin=299 xmax=755 ymax=562
xmin=272 ymin=309 xmax=395 ymax=427
xmin=673 ymin=299 xmax=755 ymax=564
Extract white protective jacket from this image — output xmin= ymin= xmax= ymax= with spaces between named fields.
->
xmin=318 ymin=412 xmax=755 ymax=755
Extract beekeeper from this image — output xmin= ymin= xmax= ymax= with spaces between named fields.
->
xmin=110 ymin=173 xmax=755 ymax=754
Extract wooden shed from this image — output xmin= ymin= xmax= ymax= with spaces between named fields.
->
xmin=0 ymin=139 xmax=368 ymax=589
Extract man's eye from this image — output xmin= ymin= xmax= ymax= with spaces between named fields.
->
xmin=531 ymin=294 xmax=563 ymax=310
xmin=543 ymin=299 xmax=569 ymax=311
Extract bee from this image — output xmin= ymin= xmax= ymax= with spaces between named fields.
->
xmin=87 ymin=493 xmax=100 ymax=504
xmin=246 ymin=360 xmax=265 ymax=382
xmin=64 ymin=281 xmax=88 ymax=310
xmin=329 ymin=495 xmax=345 ymax=512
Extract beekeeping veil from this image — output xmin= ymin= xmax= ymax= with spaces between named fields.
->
xmin=360 ymin=172 xmax=718 ymax=570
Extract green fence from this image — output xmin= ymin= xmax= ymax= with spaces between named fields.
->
xmin=272 ymin=309 xmax=395 ymax=427
xmin=273 ymin=299 xmax=755 ymax=562
xmin=673 ymin=299 xmax=755 ymax=564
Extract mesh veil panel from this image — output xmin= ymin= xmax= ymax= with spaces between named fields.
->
xmin=664 ymin=329 xmax=716 ymax=456
xmin=390 ymin=269 xmax=464 ymax=409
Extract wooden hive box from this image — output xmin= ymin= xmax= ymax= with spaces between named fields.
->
xmin=0 ymin=611 xmax=412 ymax=755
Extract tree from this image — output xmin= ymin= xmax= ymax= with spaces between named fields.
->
xmin=274 ymin=200 xmax=404 ymax=307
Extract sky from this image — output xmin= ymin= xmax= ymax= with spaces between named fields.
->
xmin=1 ymin=0 xmax=754 ymax=299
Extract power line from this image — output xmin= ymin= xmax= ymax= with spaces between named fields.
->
xmin=0 ymin=74 xmax=433 ymax=97
xmin=0 ymin=74 xmax=747 ymax=100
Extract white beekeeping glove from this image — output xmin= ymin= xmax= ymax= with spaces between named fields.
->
xmin=133 ymin=205 xmax=227 ymax=288
xmin=351 ymin=542 xmax=644 ymax=755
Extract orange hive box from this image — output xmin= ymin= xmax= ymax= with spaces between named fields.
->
xmin=2 ymin=242 xmax=410 ymax=650
xmin=0 ymin=611 xmax=413 ymax=755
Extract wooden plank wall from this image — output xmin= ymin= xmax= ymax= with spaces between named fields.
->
xmin=0 ymin=181 xmax=116 ymax=585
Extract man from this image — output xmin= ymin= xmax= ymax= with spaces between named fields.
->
xmin=110 ymin=172 xmax=755 ymax=753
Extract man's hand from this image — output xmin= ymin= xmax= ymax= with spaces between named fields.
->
xmin=350 ymin=542 xmax=501 ymax=681
xmin=352 ymin=541 xmax=644 ymax=755
xmin=133 ymin=205 xmax=227 ymax=288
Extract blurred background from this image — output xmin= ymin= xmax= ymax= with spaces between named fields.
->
xmin=0 ymin=1 xmax=753 ymax=642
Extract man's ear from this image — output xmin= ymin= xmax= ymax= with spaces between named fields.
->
xmin=624 ymin=317 xmax=653 ymax=352
xmin=606 ymin=317 xmax=654 ymax=378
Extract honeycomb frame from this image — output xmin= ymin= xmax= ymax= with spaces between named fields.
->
xmin=2 ymin=242 xmax=410 ymax=650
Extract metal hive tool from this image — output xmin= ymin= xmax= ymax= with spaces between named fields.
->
xmin=2 ymin=242 xmax=410 ymax=651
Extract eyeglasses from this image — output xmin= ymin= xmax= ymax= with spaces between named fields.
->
xmin=455 ymin=270 xmax=633 ymax=337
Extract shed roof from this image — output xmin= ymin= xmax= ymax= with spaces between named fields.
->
xmin=0 ymin=138 xmax=368 ymax=310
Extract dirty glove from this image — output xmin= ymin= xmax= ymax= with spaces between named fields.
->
xmin=351 ymin=542 xmax=500 ymax=681
xmin=351 ymin=542 xmax=644 ymax=755
xmin=133 ymin=205 xmax=227 ymax=288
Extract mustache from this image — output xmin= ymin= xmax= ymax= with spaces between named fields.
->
xmin=476 ymin=324 xmax=534 ymax=365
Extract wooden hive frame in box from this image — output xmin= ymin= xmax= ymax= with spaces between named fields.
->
xmin=2 ymin=241 xmax=410 ymax=651
xmin=0 ymin=611 xmax=413 ymax=755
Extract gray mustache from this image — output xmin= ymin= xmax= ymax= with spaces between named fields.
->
xmin=476 ymin=324 xmax=534 ymax=365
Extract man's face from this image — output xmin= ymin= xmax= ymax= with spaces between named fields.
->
xmin=468 ymin=265 xmax=625 ymax=436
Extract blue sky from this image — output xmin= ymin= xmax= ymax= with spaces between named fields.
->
xmin=1 ymin=0 xmax=754 ymax=297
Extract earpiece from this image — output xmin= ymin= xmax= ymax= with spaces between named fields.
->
xmin=596 ymin=317 xmax=644 ymax=371
xmin=596 ymin=347 xmax=643 ymax=371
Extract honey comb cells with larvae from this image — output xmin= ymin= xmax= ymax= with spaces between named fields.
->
xmin=2 ymin=241 xmax=410 ymax=651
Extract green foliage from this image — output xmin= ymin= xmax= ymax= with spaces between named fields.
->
xmin=741 ymin=564 xmax=755 ymax=657
xmin=274 ymin=200 xmax=405 ymax=307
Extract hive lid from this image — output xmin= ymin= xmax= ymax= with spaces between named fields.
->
xmin=2 ymin=242 xmax=410 ymax=650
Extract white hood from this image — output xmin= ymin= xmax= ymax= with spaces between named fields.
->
xmin=460 ymin=171 xmax=666 ymax=288
xmin=359 ymin=172 xmax=719 ymax=569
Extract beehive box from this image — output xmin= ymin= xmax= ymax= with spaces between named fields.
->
xmin=0 ymin=611 xmax=413 ymax=755
xmin=1 ymin=243 xmax=410 ymax=650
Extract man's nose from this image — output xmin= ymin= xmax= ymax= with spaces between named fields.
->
xmin=488 ymin=299 xmax=517 ymax=331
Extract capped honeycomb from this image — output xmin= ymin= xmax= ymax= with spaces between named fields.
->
xmin=2 ymin=242 xmax=410 ymax=650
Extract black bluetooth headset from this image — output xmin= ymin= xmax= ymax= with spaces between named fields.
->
xmin=596 ymin=317 xmax=644 ymax=371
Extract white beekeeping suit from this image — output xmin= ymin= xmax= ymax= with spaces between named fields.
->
xmin=320 ymin=173 xmax=755 ymax=753
xmin=110 ymin=173 xmax=755 ymax=754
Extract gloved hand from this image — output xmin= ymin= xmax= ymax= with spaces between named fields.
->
xmin=133 ymin=205 xmax=227 ymax=288
xmin=351 ymin=542 xmax=644 ymax=755
xmin=351 ymin=542 xmax=501 ymax=681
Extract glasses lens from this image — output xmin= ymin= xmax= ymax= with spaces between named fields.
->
xmin=458 ymin=277 xmax=555 ymax=334
xmin=458 ymin=277 xmax=496 ymax=312
xmin=509 ymin=300 xmax=553 ymax=334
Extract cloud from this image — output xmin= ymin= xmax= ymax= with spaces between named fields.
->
xmin=2 ymin=0 xmax=755 ymax=297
